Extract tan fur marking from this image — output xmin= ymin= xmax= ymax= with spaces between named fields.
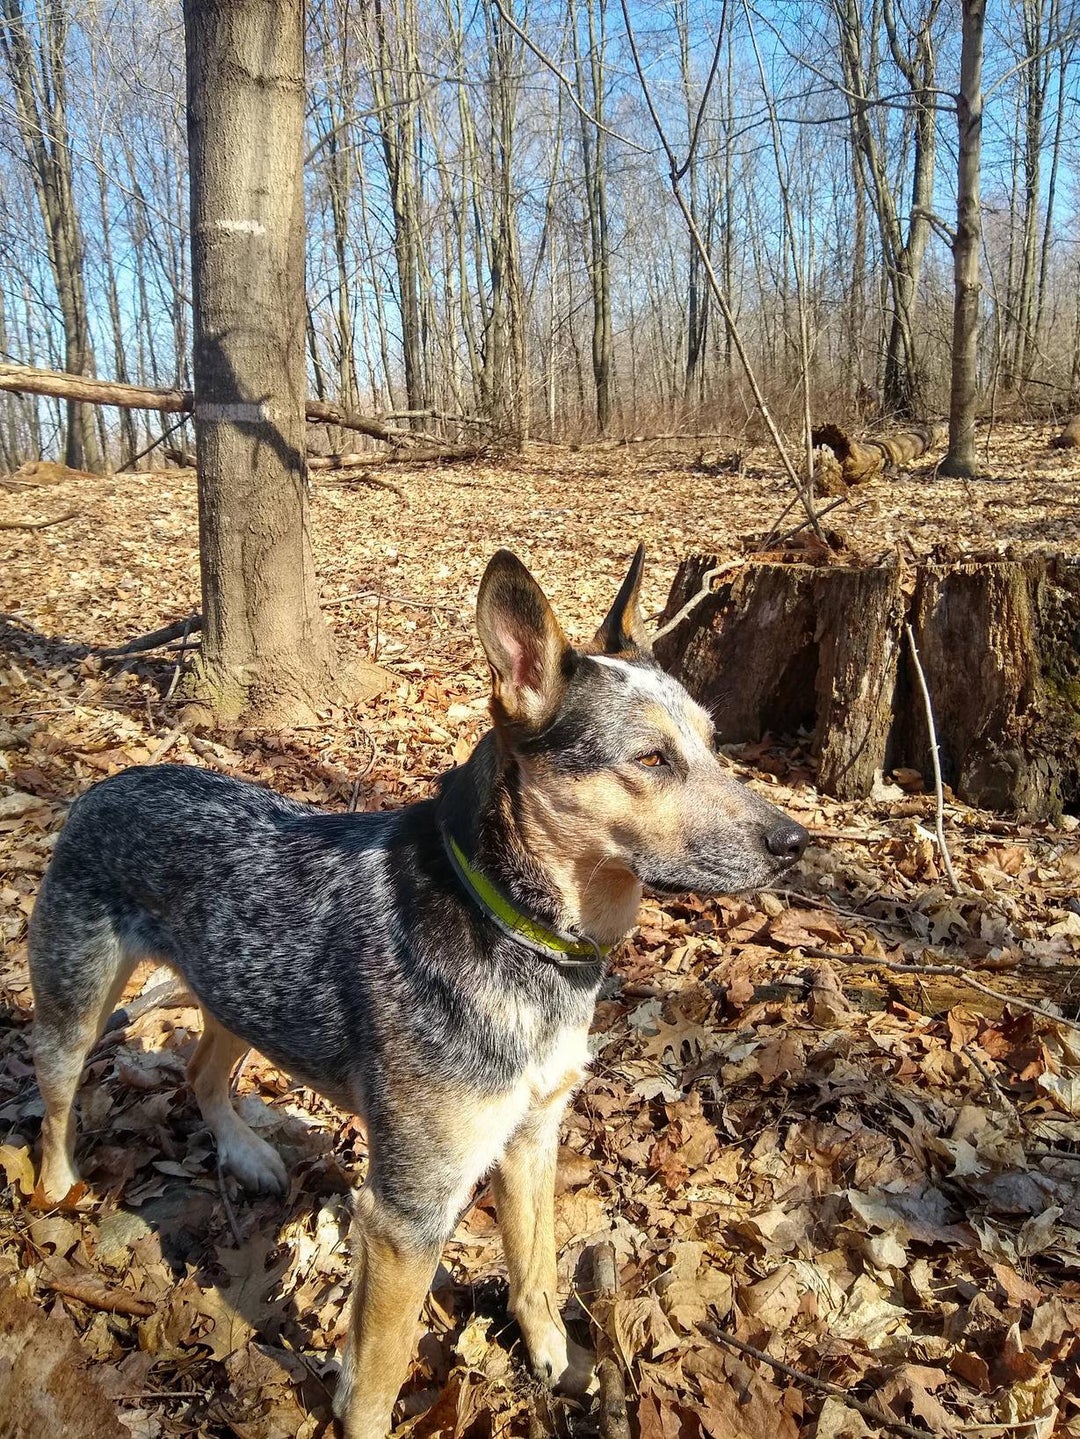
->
xmin=188 ymin=1010 xmax=287 ymax=1193
xmin=340 ymin=1189 xmax=442 ymax=1439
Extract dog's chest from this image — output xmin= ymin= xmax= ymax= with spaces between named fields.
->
xmin=519 ymin=1020 xmax=591 ymax=1108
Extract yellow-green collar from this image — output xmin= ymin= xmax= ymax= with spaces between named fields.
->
xmin=443 ymin=831 xmax=609 ymax=967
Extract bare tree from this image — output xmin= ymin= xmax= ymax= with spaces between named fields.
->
xmin=570 ymin=0 xmax=614 ymax=432
xmin=369 ymin=0 xmax=427 ymax=416
xmin=183 ymin=0 xmax=372 ymax=725
xmin=0 ymin=0 xmax=104 ymax=469
xmin=941 ymin=0 xmax=985 ymax=477
xmin=834 ymin=0 xmax=941 ymax=418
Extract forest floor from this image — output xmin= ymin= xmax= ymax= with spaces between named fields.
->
xmin=1 ymin=421 xmax=1079 ymax=1439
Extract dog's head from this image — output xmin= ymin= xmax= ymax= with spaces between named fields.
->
xmin=476 ymin=548 xmax=807 ymax=929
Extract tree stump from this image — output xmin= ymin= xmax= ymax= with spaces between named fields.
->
xmin=656 ymin=554 xmax=1080 ymax=818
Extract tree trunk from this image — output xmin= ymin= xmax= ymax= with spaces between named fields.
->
xmin=182 ymin=0 xmax=384 ymax=727
xmin=940 ymin=0 xmax=985 ymax=479
xmin=657 ymin=555 xmax=1080 ymax=818
xmin=0 ymin=0 xmax=104 ymax=473
xmin=371 ymin=0 xmax=427 ymax=419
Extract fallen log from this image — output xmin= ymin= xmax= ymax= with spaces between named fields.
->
xmin=0 ymin=362 xmax=487 ymax=459
xmin=1051 ymin=413 xmax=1080 ymax=449
xmin=811 ymin=420 xmax=946 ymax=488
xmin=2 ymin=459 xmax=103 ymax=489
xmin=0 ymin=362 xmax=190 ymax=415
xmin=656 ymin=552 xmax=1080 ymax=817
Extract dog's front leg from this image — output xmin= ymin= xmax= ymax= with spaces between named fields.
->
xmin=492 ymin=1104 xmax=595 ymax=1396
xmin=336 ymin=1185 xmax=442 ymax=1439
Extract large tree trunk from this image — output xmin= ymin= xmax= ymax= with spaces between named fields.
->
xmin=657 ymin=554 xmax=1080 ymax=818
xmin=182 ymin=0 xmax=384 ymax=727
xmin=940 ymin=0 xmax=985 ymax=479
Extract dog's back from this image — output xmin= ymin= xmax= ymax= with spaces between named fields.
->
xmin=30 ymin=762 xmax=593 ymax=1107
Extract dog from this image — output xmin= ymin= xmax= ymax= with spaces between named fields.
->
xmin=29 ymin=546 xmax=808 ymax=1438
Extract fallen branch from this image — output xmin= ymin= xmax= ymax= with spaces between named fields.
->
xmin=589 ymin=1242 xmax=631 ymax=1439
xmin=100 ymin=615 xmax=202 ymax=657
xmin=372 ymin=442 xmax=488 ymax=464
xmin=0 ymin=362 xmax=487 ymax=457
xmin=708 ymin=1328 xmax=928 ymax=1439
xmin=0 ymin=509 xmax=79 ymax=531
xmin=0 ymin=362 xmax=191 ymax=414
xmin=148 ymin=725 xmax=185 ymax=764
xmin=162 ymin=445 xmax=197 ymax=468
xmin=800 ymin=945 xmax=1080 ymax=1034
xmin=116 ymin=415 xmax=188 ymax=474
xmin=104 ymin=977 xmax=193 ymax=1034
xmin=307 ymin=460 xmax=407 ymax=499
xmin=905 ymin=622 xmax=961 ymax=894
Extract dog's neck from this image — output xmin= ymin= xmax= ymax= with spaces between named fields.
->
xmin=436 ymin=732 xmax=641 ymax=952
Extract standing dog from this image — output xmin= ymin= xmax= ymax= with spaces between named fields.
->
xmin=30 ymin=547 xmax=807 ymax=1438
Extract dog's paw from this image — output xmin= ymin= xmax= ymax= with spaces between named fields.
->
xmin=530 ymin=1329 xmax=596 ymax=1397
xmin=39 ymin=1156 xmax=81 ymax=1205
xmin=218 ymin=1129 xmax=289 ymax=1195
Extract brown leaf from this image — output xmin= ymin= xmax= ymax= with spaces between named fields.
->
xmin=0 ymin=1285 xmax=130 ymax=1437
xmin=693 ymin=1371 xmax=801 ymax=1439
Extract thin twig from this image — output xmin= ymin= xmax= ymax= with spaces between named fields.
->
xmin=799 ymin=945 xmax=1080 ymax=1034
xmin=44 ymin=1277 xmax=155 ymax=1318
xmin=162 ymin=616 xmax=196 ymax=703
xmin=617 ymin=1 xmax=820 ymax=536
xmin=904 ymin=623 xmax=961 ymax=894
xmin=708 ymin=1328 xmax=930 ymax=1439
xmin=652 ymin=560 xmax=745 ymax=643
xmin=322 ymin=589 xmax=459 ymax=614
xmin=216 ymin=1161 xmax=243 ymax=1247
xmin=147 ymin=725 xmax=184 ymax=765
xmin=115 ymin=414 xmax=188 ymax=473
xmin=488 ymin=0 xmax=647 ymax=154
xmin=962 ymin=1043 xmax=1021 ymax=1125
xmin=0 ymin=508 xmax=79 ymax=530
xmin=589 ymin=1242 xmax=631 ymax=1439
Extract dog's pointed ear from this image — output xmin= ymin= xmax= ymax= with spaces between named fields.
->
xmin=477 ymin=550 xmax=570 ymax=731
xmin=593 ymin=544 xmax=652 ymax=656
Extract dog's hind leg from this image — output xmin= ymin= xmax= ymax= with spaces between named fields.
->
xmin=492 ymin=1102 xmax=596 ymax=1395
xmin=30 ymin=910 xmax=137 ymax=1202
xmin=187 ymin=1009 xmax=288 ymax=1195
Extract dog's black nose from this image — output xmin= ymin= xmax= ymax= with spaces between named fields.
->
xmin=765 ymin=821 xmax=809 ymax=860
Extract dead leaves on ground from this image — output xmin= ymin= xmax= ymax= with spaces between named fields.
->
xmin=2 ymin=434 xmax=1080 ymax=1435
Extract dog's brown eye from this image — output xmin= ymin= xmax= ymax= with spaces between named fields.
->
xmin=637 ymin=751 xmax=666 ymax=768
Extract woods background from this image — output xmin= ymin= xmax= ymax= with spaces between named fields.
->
xmin=0 ymin=0 xmax=1077 ymax=471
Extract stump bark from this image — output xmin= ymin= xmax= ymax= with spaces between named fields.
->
xmin=657 ymin=554 xmax=1080 ymax=817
